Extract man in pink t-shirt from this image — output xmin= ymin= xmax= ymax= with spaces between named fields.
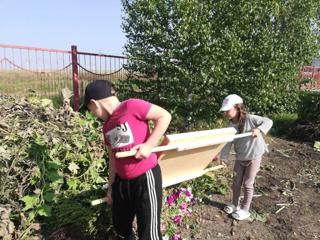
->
xmin=83 ymin=80 xmax=171 ymax=240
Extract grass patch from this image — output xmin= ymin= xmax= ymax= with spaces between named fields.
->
xmin=270 ymin=113 xmax=298 ymax=137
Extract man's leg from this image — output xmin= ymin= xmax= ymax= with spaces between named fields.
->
xmin=112 ymin=178 xmax=135 ymax=239
xmin=136 ymin=165 xmax=163 ymax=240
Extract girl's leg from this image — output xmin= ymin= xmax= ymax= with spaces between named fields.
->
xmin=136 ymin=164 xmax=163 ymax=240
xmin=232 ymin=160 xmax=246 ymax=207
xmin=241 ymin=158 xmax=262 ymax=211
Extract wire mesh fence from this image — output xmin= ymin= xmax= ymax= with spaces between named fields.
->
xmin=0 ymin=44 xmax=127 ymax=110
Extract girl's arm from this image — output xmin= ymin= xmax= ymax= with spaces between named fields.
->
xmin=133 ymin=104 xmax=172 ymax=159
xmin=251 ymin=115 xmax=273 ymax=135
xmin=220 ymin=142 xmax=232 ymax=162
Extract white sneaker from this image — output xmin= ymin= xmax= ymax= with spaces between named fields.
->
xmin=224 ymin=204 xmax=240 ymax=214
xmin=231 ymin=209 xmax=250 ymax=220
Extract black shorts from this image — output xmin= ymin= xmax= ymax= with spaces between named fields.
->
xmin=112 ymin=164 xmax=163 ymax=240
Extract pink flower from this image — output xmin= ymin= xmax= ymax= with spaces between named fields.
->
xmin=166 ymin=194 xmax=176 ymax=205
xmin=187 ymin=208 xmax=193 ymax=217
xmin=174 ymin=191 xmax=181 ymax=199
xmin=179 ymin=202 xmax=187 ymax=210
xmin=171 ymin=234 xmax=182 ymax=240
xmin=185 ymin=189 xmax=192 ymax=197
xmin=173 ymin=215 xmax=182 ymax=224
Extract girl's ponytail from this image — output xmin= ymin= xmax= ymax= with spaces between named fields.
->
xmin=236 ymin=103 xmax=247 ymax=133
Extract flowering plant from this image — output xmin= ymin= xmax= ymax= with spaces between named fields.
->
xmin=161 ymin=187 xmax=196 ymax=240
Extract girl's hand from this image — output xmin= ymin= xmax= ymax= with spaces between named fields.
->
xmin=212 ymin=155 xmax=219 ymax=161
xmin=252 ymin=128 xmax=261 ymax=138
xmin=106 ymin=188 xmax=112 ymax=205
xmin=132 ymin=143 xmax=153 ymax=159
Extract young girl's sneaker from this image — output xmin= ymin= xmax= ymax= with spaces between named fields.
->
xmin=224 ymin=204 xmax=240 ymax=214
xmin=231 ymin=209 xmax=250 ymax=220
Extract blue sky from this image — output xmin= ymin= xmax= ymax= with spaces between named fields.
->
xmin=0 ymin=0 xmax=126 ymax=55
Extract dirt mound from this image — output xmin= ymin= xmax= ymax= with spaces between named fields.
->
xmin=291 ymin=120 xmax=320 ymax=142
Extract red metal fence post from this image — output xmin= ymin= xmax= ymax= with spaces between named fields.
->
xmin=71 ymin=45 xmax=79 ymax=111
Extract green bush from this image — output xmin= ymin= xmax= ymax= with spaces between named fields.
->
xmin=298 ymin=91 xmax=320 ymax=123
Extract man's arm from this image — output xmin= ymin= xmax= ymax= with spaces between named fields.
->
xmin=106 ymin=146 xmax=116 ymax=204
xmin=133 ymin=104 xmax=172 ymax=159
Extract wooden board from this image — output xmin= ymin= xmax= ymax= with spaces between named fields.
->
xmin=157 ymin=127 xmax=237 ymax=187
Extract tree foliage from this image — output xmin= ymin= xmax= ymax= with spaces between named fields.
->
xmin=121 ymin=0 xmax=320 ymax=126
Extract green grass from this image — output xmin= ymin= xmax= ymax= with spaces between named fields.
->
xmin=0 ymin=69 xmax=128 ymax=99
xmin=0 ymin=71 xmax=73 ymax=97
xmin=270 ymin=112 xmax=298 ymax=137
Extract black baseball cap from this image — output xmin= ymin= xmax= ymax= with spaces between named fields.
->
xmin=81 ymin=80 xmax=115 ymax=111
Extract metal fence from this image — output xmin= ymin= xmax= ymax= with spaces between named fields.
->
xmin=0 ymin=44 xmax=127 ymax=110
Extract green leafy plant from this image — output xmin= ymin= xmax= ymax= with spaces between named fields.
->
xmin=298 ymin=91 xmax=320 ymax=123
xmin=249 ymin=210 xmax=268 ymax=223
xmin=314 ymin=141 xmax=320 ymax=152
xmin=180 ymin=173 xmax=228 ymax=202
xmin=0 ymin=95 xmax=111 ymax=239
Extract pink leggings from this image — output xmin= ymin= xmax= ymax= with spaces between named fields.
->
xmin=232 ymin=158 xmax=262 ymax=211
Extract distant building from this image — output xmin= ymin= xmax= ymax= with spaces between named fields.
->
xmin=300 ymin=59 xmax=320 ymax=91
xmin=313 ymin=59 xmax=320 ymax=67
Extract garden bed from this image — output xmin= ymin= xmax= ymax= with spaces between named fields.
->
xmin=190 ymin=137 xmax=320 ymax=240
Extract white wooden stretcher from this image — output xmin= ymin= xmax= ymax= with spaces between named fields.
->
xmin=91 ymin=127 xmax=251 ymax=205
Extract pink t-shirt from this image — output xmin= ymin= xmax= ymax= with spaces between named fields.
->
xmin=103 ymin=98 xmax=157 ymax=179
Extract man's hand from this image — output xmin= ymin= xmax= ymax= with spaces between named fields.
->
xmin=106 ymin=188 xmax=112 ymax=205
xmin=132 ymin=143 xmax=153 ymax=159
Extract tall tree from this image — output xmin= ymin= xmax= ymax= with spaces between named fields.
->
xmin=121 ymin=0 xmax=320 ymax=126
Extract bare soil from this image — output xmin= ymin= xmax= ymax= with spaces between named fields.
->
xmin=190 ymin=137 xmax=320 ymax=240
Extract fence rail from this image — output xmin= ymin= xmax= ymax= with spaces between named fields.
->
xmin=0 ymin=44 xmax=127 ymax=110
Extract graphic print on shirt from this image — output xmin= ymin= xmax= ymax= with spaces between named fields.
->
xmin=105 ymin=122 xmax=134 ymax=149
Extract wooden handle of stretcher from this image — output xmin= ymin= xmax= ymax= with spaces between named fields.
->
xmin=115 ymin=144 xmax=179 ymax=158
xmin=233 ymin=132 xmax=252 ymax=139
xmin=91 ymin=197 xmax=108 ymax=206
xmin=115 ymin=132 xmax=252 ymax=158
xmin=177 ymin=132 xmax=252 ymax=151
